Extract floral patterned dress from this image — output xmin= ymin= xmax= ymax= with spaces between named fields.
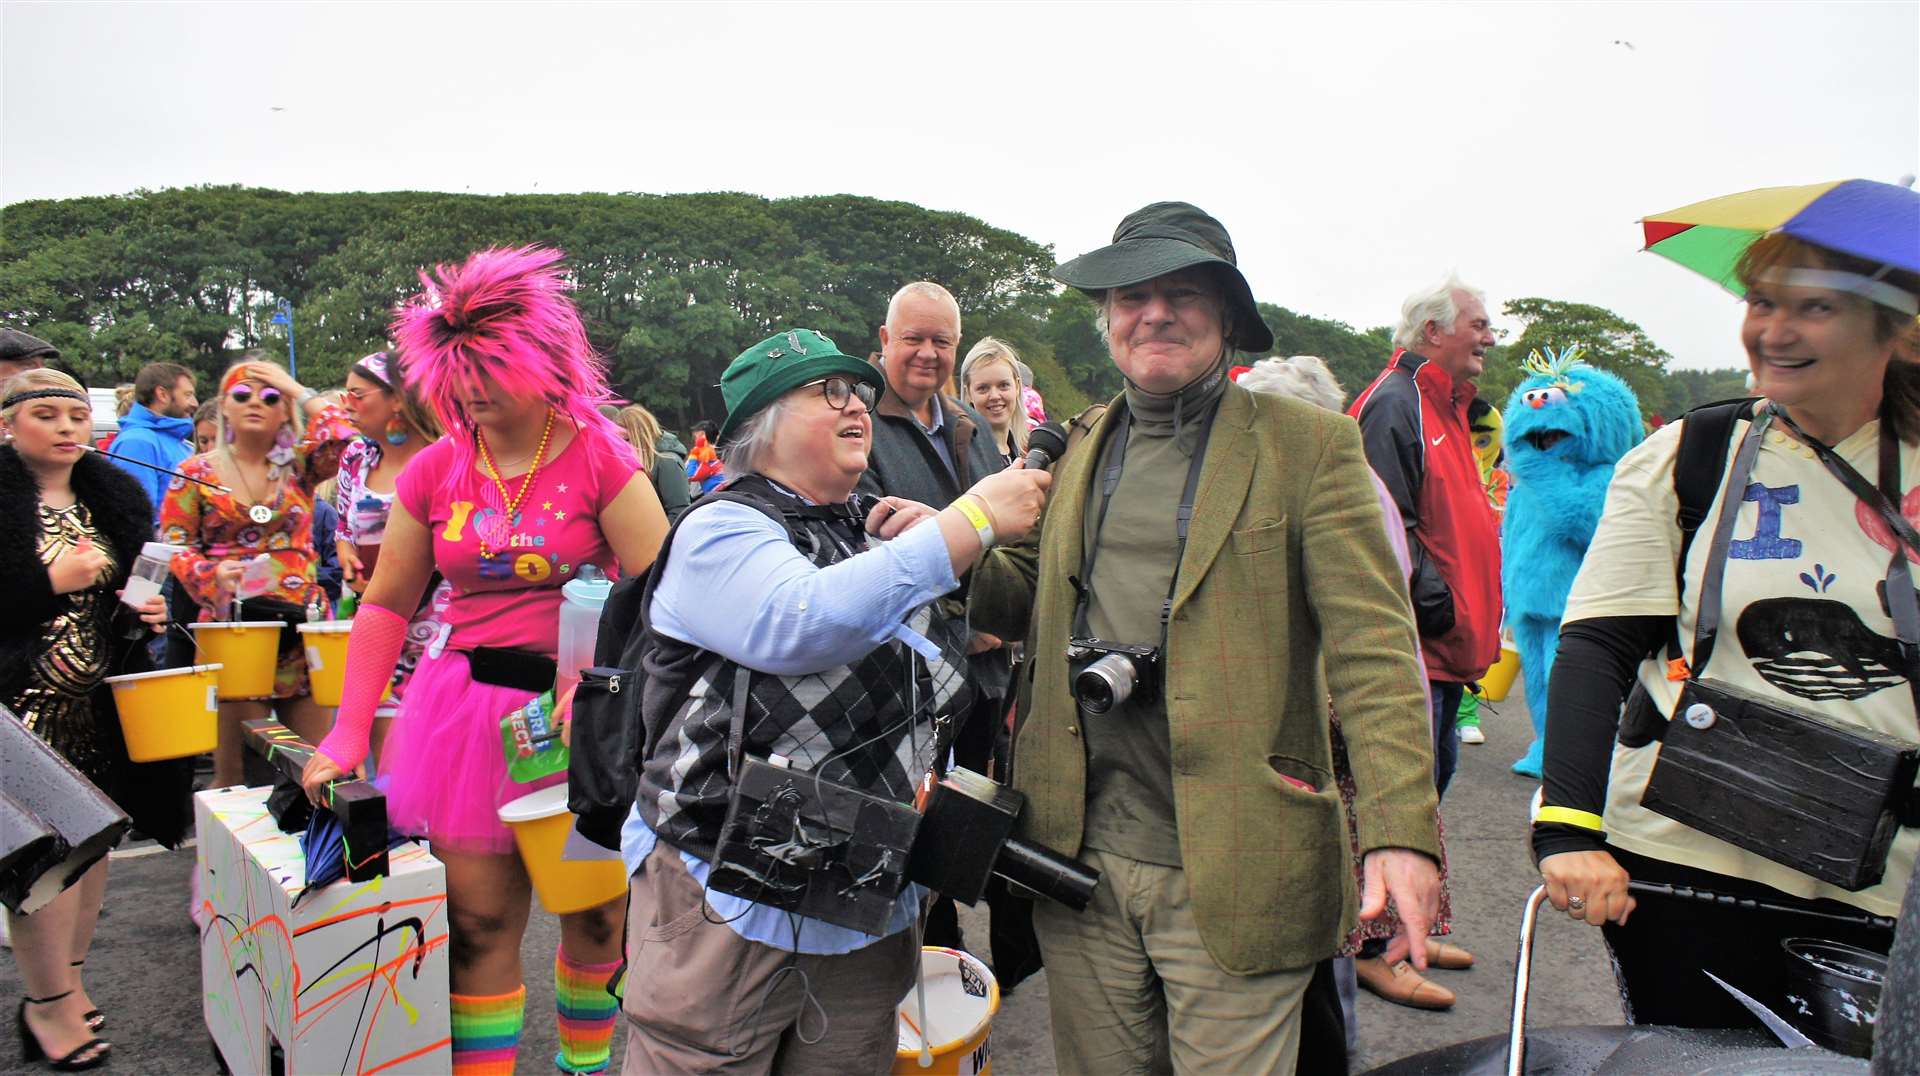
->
xmin=159 ymin=407 xmax=355 ymax=699
xmin=333 ymin=437 xmax=451 ymax=712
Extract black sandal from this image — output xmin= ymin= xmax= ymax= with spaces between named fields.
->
xmin=17 ymin=992 xmax=112 ymax=1071
xmin=71 ymin=961 xmax=102 ymax=1032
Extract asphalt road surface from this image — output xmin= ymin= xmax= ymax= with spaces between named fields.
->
xmin=1 ymin=681 xmax=1624 ymax=1073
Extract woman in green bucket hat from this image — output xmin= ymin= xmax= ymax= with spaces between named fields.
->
xmin=618 ymin=329 xmax=1051 ymax=1071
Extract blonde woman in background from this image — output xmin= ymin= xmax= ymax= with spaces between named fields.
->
xmin=960 ymin=337 xmax=1030 ymax=464
xmin=613 ymin=402 xmax=690 ymax=522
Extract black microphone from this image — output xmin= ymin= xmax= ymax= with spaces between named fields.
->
xmin=1022 ymin=421 xmax=1069 ymax=471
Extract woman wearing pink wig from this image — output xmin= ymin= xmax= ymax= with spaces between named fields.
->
xmin=302 ymin=247 xmax=670 ymax=1074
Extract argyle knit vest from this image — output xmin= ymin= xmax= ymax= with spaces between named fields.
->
xmin=635 ymin=475 xmax=975 ymax=861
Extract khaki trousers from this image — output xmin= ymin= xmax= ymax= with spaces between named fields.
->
xmin=620 ymin=843 xmax=917 ymax=1075
xmin=1033 ymin=847 xmax=1313 ymax=1075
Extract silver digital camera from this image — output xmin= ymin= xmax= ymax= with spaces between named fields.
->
xmin=1067 ymin=637 xmax=1161 ymax=714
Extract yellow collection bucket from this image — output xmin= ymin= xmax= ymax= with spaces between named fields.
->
xmin=895 ymin=946 xmax=1000 ymax=1075
xmin=104 ymin=664 xmax=223 ymax=761
xmin=190 ymin=622 xmax=283 ymax=700
xmin=1481 ymin=644 xmax=1523 ymax=703
xmin=295 ymin=620 xmax=392 ymax=708
xmin=299 ymin=621 xmax=351 ymax=707
xmin=497 ymin=783 xmax=628 ymax=915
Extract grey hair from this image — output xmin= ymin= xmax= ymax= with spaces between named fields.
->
xmin=1393 ymin=273 xmax=1485 ymax=351
xmin=1234 ymin=356 xmax=1346 ymax=413
xmin=719 ymin=395 xmax=791 ymax=479
xmin=885 ymin=281 xmax=962 ymax=335
xmin=959 ymin=336 xmax=1029 ymax=452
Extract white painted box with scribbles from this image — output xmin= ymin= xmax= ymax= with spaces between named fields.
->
xmin=197 ymin=785 xmax=451 ymax=1074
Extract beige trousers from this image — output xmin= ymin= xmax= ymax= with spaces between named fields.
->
xmin=1033 ymin=847 xmax=1313 ymax=1075
xmin=620 ymin=843 xmax=917 ymax=1075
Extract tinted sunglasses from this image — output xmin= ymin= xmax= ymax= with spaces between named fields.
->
xmin=228 ymin=385 xmax=284 ymax=406
xmin=806 ymin=376 xmax=877 ymax=413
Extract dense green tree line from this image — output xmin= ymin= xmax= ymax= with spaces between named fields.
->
xmin=1 ymin=186 xmax=1738 ymax=429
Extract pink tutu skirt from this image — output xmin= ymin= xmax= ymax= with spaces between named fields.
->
xmin=379 ymin=646 xmax=563 ymax=855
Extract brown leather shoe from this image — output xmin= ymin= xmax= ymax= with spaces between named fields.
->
xmin=1426 ymin=938 xmax=1475 ymax=970
xmin=1355 ymin=956 xmax=1456 ymax=1010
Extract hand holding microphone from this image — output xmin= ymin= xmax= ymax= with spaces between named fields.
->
xmin=955 ymin=421 xmax=1068 ymax=546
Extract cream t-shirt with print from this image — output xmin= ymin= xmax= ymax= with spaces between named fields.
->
xmin=1564 ymin=413 xmax=1920 ymax=916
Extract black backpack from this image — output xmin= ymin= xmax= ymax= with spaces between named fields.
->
xmin=1660 ymin=397 xmax=1760 ymax=671
xmin=565 ymin=489 xmax=807 ymax=850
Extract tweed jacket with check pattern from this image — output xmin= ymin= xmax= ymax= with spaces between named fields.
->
xmin=992 ymin=381 xmax=1442 ymax=975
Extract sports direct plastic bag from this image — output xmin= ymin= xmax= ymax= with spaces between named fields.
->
xmin=500 ymin=690 xmax=568 ymax=784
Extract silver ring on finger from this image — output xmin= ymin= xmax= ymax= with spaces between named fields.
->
xmin=1567 ymin=895 xmax=1587 ymax=914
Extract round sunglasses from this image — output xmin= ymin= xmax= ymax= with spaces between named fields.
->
xmin=228 ymin=385 xmax=285 ymax=406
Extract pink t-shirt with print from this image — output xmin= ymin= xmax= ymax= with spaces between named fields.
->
xmin=397 ymin=431 xmax=637 ymax=656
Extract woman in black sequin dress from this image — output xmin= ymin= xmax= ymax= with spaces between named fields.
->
xmin=1 ymin=369 xmax=185 ymax=1070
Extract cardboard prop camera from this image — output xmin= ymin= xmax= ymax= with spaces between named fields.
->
xmin=709 ymin=760 xmax=1099 ymax=935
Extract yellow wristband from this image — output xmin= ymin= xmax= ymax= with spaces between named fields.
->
xmin=1536 ymin=806 xmax=1606 ymax=833
xmin=952 ymin=495 xmax=995 ymax=549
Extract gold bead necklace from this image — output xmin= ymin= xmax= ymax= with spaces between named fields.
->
xmin=474 ymin=409 xmax=556 ymax=559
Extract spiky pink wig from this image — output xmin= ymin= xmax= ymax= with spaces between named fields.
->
xmin=391 ymin=245 xmax=624 ymax=473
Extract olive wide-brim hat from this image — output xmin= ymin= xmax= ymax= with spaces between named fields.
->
xmin=1053 ymin=201 xmax=1274 ymax=354
xmin=718 ymin=328 xmax=884 ymax=443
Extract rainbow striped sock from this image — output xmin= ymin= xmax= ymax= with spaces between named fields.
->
xmin=449 ymin=986 xmax=525 ymax=1076
xmin=554 ymin=946 xmax=622 ymax=1074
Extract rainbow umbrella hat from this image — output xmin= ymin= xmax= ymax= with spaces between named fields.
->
xmin=1641 ymin=179 xmax=1920 ymax=295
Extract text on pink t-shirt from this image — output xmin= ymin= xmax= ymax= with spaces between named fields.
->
xmin=396 ymin=430 xmax=637 ymax=655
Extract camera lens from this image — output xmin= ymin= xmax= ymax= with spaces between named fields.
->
xmin=1075 ymin=653 xmax=1136 ymax=714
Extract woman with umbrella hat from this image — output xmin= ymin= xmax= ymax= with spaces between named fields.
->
xmin=1532 ymin=179 xmax=1920 ymax=1030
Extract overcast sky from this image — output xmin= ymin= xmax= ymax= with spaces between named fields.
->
xmin=4 ymin=1 xmax=1916 ymax=372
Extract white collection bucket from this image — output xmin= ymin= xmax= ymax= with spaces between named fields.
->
xmin=895 ymin=946 xmax=999 ymax=1075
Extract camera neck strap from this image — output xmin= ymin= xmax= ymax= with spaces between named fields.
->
xmin=1072 ymin=401 xmax=1218 ymax=647
xmin=1689 ymin=401 xmax=1920 ymax=716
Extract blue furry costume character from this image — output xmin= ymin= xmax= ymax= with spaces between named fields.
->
xmin=1502 ymin=347 xmax=1642 ymax=777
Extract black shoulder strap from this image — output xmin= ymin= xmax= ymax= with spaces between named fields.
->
xmin=1061 ymin=402 xmax=1110 ymax=462
xmin=1673 ymin=398 xmax=1759 ymax=565
xmin=607 ymin=487 xmax=795 ymax=665
xmin=1663 ymin=398 xmax=1759 ymax=669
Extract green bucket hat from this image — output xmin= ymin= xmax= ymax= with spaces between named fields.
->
xmin=718 ymin=329 xmax=883 ymax=443
xmin=1053 ymin=201 xmax=1274 ymax=353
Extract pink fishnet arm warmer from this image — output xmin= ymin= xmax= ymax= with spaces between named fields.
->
xmin=315 ymin=602 xmax=409 ymax=772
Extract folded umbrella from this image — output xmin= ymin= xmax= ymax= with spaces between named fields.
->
xmin=295 ymin=798 xmax=409 ymax=903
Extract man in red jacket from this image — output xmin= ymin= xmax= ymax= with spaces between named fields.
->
xmin=1349 ymin=275 xmax=1502 ymax=800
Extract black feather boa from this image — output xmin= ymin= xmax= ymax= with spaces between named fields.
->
xmin=0 ymin=444 xmax=193 ymax=847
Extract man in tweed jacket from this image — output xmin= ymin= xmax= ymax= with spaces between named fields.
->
xmin=971 ymin=203 xmax=1441 ymax=1075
